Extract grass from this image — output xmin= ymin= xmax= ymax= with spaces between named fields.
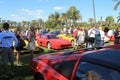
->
xmin=0 ymin=53 xmax=34 ymax=80
xmin=0 ymin=42 xmax=114 ymax=80
xmin=0 ymin=46 xmax=74 ymax=80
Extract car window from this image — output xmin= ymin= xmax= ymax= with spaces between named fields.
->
xmin=75 ymin=62 xmax=120 ymax=80
xmin=47 ymin=35 xmax=57 ymax=39
xmin=51 ymin=35 xmax=57 ymax=39
xmin=53 ymin=60 xmax=77 ymax=79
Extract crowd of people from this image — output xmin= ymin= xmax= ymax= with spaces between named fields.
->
xmin=0 ymin=22 xmax=120 ymax=79
xmin=59 ymin=25 xmax=120 ymax=49
xmin=72 ymin=25 xmax=104 ymax=49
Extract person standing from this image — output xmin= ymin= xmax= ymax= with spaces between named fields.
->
xmin=0 ymin=23 xmax=18 ymax=78
xmin=114 ymin=27 xmax=120 ymax=45
xmin=84 ymin=28 xmax=90 ymax=48
xmin=94 ymin=26 xmax=101 ymax=47
xmin=87 ymin=26 xmax=96 ymax=48
xmin=27 ymin=26 xmax=36 ymax=58
xmin=14 ymin=26 xmax=25 ymax=66
xmin=76 ymin=28 xmax=85 ymax=48
xmin=99 ymin=27 xmax=105 ymax=47
xmin=73 ymin=27 xmax=79 ymax=49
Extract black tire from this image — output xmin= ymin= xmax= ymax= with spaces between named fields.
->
xmin=34 ymin=74 xmax=44 ymax=80
xmin=47 ymin=42 xmax=51 ymax=49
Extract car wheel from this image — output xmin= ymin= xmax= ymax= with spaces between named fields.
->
xmin=34 ymin=74 xmax=44 ymax=80
xmin=47 ymin=42 xmax=51 ymax=49
xmin=71 ymin=40 xmax=74 ymax=47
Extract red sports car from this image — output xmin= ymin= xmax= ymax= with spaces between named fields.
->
xmin=30 ymin=45 xmax=120 ymax=80
xmin=36 ymin=33 xmax=72 ymax=49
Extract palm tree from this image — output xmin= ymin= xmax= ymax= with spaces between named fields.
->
xmin=106 ymin=16 xmax=115 ymax=26
xmin=48 ymin=12 xmax=60 ymax=27
xmin=38 ymin=19 xmax=44 ymax=28
xmin=59 ymin=13 xmax=67 ymax=26
xmin=31 ymin=20 xmax=38 ymax=28
xmin=66 ymin=6 xmax=81 ymax=26
xmin=49 ymin=12 xmax=60 ymax=21
xmin=117 ymin=12 xmax=120 ymax=22
xmin=112 ymin=0 xmax=120 ymax=10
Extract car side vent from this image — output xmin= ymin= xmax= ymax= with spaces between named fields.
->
xmin=62 ymin=51 xmax=74 ymax=55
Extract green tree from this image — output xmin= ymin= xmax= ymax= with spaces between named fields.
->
xmin=117 ymin=13 xmax=120 ymax=22
xmin=88 ymin=18 xmax=94 ymax=24
xmin=2 ymin=20 xmax=6 ymax=23
xmin=31 ymin=20 xmax=38 ymax=28
xmin=105 ymin=16 xmax=115 ymax=26
xmin=38 ymin=19 xmax=44 ymax=28
xmin=66 ymin=6 xmax=81 ymax=26
xmin=59 ymin=13 xmax=67 ymax=26
xmin=48 ymin=12 xmax=60 ymax=28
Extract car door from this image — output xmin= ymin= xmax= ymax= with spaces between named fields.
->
xmin=40 ymin=35 xmax=48 ymax=47
xmin=52 ymin=60 xmax=77 ymax=80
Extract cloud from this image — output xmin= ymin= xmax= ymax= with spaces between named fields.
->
xmin=11 ymin=14 xmax=28 ymax=21
xmin=53 ymin=6 xmax=64 ymax=11
xmin=21 ymin=8 xmax=44 ymax=18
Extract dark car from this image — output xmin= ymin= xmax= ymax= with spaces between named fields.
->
xmin=30 ymin=45 xmax=120 ymax=80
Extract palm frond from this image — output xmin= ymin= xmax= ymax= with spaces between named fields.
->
xmin=112 ymin=0 xmax=118 ymax=2
xmin=114 ymin=1 xmax=120 ymax=10
xmin=117 ymin=19 xmax=120 ymax=22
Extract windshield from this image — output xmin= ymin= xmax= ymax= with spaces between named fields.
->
xmin=47 ymin=35 xmax=57 ymax=39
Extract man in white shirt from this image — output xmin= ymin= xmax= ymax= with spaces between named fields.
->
xmin=87 ymin=26 xmax=96 ymax=48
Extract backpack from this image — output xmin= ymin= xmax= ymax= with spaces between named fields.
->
xmin=16 ymin=36 xmax=26 ymax=51
xmin=95 ymin=31 xmax=101 ymax=41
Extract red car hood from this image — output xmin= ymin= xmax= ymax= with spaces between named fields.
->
xmin=33 ymin=48 xmax=111 ymax=67
xmin=34 ymin=52 xmax=65 ymax=63
xmin=33 ymin=49 xmax=92 ymax=64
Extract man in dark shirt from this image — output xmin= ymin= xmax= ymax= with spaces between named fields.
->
xmin=114 ymin=27 xmax=120 ymax=44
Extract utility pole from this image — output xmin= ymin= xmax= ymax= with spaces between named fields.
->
xmin=92 ymin=0 xmax=96 ymax=23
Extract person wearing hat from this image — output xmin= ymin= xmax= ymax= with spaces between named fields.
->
xmin=0 ymin=23 xmax=18 ymax=78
